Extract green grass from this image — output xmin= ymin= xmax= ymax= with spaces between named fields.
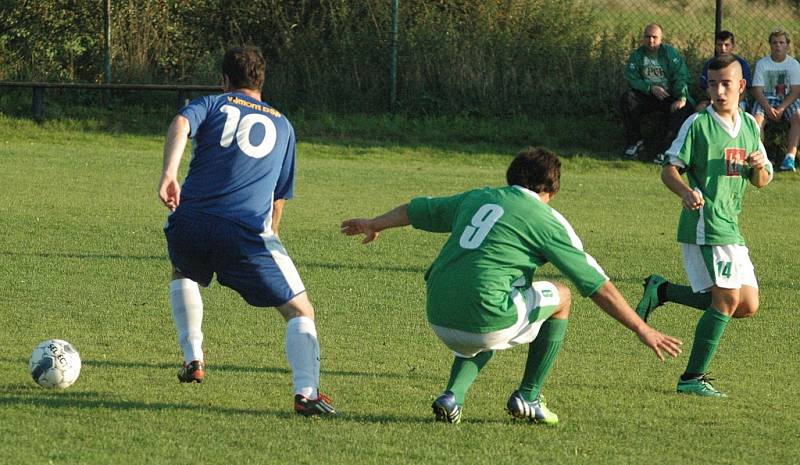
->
xmin=1 ymin=115 xmax=799 ymax=465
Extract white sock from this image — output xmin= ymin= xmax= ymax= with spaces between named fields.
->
xmin=786 ymin=153 xmax=796 ymax=160
xmin=285 ymin=316 xmax=320 ymax=398
xmin=170 ymin=279 xmax=204 ymax=363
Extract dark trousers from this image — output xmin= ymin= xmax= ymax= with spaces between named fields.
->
xmin=619 ymin=89 xmax=694 ymax=153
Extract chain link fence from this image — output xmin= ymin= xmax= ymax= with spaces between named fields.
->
xmin=0 ymin=0 xmax=798 ymax=122
xmin=597 ymin=0 xmax=799 ymax=98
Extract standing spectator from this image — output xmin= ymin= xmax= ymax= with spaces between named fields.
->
xmin=620 ymin=23 xmax=694 ymax=163
xmin=751 ymin=29 xmax=800 ymax=172
xmin=158 ymin=46 xmax=335 ymax=416
xmin=696 ymin=30 xmax=753 ymax=112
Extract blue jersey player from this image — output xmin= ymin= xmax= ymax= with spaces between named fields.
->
xmin=158 ymin=46 xmax=334 ymax=416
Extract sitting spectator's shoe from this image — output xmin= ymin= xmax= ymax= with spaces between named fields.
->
xmin=779 ymin=155 xmax=796 ymax=172
xmin=177 ymin=360 xmax=205 ymax=383
xmin=431 ymin=391 xmax=462 ymax=424
xmin=624 ymin=140 xmax=644 ymax=159
xmin=677 ymin=374 xmax=727 ymax=398
xmin=653 ymin=153 xmax=666 ymax=164
xmin=294 ymin=391 xmax=336 ymax=416
xmin=506 ymin=390 xmax=558 ymax=425
xmin=636 ymin=274 xmax=667 ymax=322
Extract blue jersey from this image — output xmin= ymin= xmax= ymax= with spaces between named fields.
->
xmin=176 ymin=92 xmax=296 ymax=233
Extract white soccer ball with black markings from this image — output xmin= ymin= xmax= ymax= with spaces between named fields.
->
xmin=29 ymin=339 xmax=81 ymax=389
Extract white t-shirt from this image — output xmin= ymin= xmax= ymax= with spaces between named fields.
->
xmin=752 ymin=55 xmax=800 ymax=99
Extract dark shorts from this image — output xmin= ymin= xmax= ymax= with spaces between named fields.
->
xmin=164 ymin=211 xmax=305 ymax=307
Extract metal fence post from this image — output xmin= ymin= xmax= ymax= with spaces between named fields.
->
xmin=390 ymin=0 xmax=398 ymax=113
xmin=32 ymin=86 xmax=44 ymax=123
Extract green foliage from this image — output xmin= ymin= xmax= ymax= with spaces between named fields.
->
xmin=2 ymin=0 xmax=799 ymax=116
xmin=1 ymin=116 xmax=800 ymax=464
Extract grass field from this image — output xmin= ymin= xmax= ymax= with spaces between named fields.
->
xmin=1 ymin=115 xmax=799 ymax=465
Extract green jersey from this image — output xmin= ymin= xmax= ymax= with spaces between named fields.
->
xmin=666 ymin=107 xmax=772 ymax=245
xmin=407 ymin=186 xmax=609 ymax=333
xmin=624 ymin=43 xmax=692 ymax=103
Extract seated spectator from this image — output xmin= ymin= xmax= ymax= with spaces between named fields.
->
xmin=696 ymin=30 xmax=752 ymax=112
xmin=751 ymin=29 xmax=800 ymax=172
xmin=620 ymin=23 xmax=694 ymax=163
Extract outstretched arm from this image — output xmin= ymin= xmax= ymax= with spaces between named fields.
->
xmin=158 ymin=115 xmax=191 ymax=211
xmin=590 ymin=281 xmax=682 ymax=361
xmin=341 ymin=204 xmax=410 ymax=243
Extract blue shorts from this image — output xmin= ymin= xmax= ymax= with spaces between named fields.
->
xmin=164 ymin=211 xmax=306 ymax=307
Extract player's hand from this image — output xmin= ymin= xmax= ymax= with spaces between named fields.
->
xmin=158 ymin=174 xmax=181 ymax=211
xmin=748 ymin=151 xmax=766 ymax=170
xmin=341 ymin=219 xmax=380 ymax=244
xmin=766 ymin=106 xmax=781 ymax=121
xmin=637 ymin=326 xmax=682 ymax=362
xmin=670 ymin=99 xmax=686 ymax=112
xmin=650 ymin=85 xmax=669 ymax=100
xmin=681 ymin=190 xmax=704 ymax=210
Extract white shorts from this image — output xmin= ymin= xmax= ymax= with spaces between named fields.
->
xmin=430 ymin=281 xmax=561 ymax=358
xmin=680 ymin=243 xmax=758 ymax=293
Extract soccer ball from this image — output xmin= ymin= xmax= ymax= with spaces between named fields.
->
xmin=29 ymin=339 xmax=81 ymax=389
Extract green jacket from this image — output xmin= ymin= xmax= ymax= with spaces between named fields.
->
xmin=625 ymin=43 xmax=693 ymax=104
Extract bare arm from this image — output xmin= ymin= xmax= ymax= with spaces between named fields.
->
xmin=751 ymin=86 xmax=770 ymax=111
xmin=661 ymin=164 xmax=704 ymax=210
xmin=777 ymin=84 xmax=800 ymax=110
xmin=747 ymin=150 xmax=772 ymax=189
xmin=341 ymin=204 xmax=410 ymax=243
xmin=158 ymin=115 xmax=191 ymax=211
xmin=272 ymin=198 xmax=286 ymax=236
xmin=590 ymin=281 xmax=682 ymax=361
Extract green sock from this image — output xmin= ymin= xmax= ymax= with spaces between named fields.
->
xmin=445 ymin=350 xmax=494 ymax=404
xmin=519 ymin=318 xmax=569 ymax=402
xmin=684 ymin=307 xmax=731 ymax=375
xmin=665 ymin=283 xmax=712 ymax=310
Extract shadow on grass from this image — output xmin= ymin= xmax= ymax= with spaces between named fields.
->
xmin=1 ymin=100 xmax=626 ymax=161
xmin=1 ymin=357 xmax=437 ymax=382
xmin=0 ymin=383 xmax=442 ymax=423
xmin=0 ymin=250 xmax=166 ymax=262
xmin=0 ymin=383 xmax=518 ymax=424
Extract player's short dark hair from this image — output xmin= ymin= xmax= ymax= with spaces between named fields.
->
xmin=506 ymin=147 xmax=561 ymax=194
xmin=222 ymin=46 xmax=266 ymax=91
xmin=716 ymin=30 xmax=735 ymax=44
xmin=708 ymin=54 xmax=738 ymax=71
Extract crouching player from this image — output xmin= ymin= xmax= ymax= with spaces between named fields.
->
xmin=341 ymin=147 xmax=682 ymax=424
xmin=636 ymin=54 xmax=772 ymax=397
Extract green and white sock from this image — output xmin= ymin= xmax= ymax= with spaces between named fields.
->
xmin=445 ymin=350 xmax=494 ymax=404
xmin=684 ymin=307 xmax=730 ymax=376
xmin=519 ymin=318 xmax=569 ymax=401
xmin=665 ymin=283 xmax=712 ymax=311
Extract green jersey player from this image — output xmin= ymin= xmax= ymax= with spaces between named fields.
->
xmin=341 ymin=148 xmax=682 ymax=424
xmin=636 ymin=55 xmax=773 ymax=398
